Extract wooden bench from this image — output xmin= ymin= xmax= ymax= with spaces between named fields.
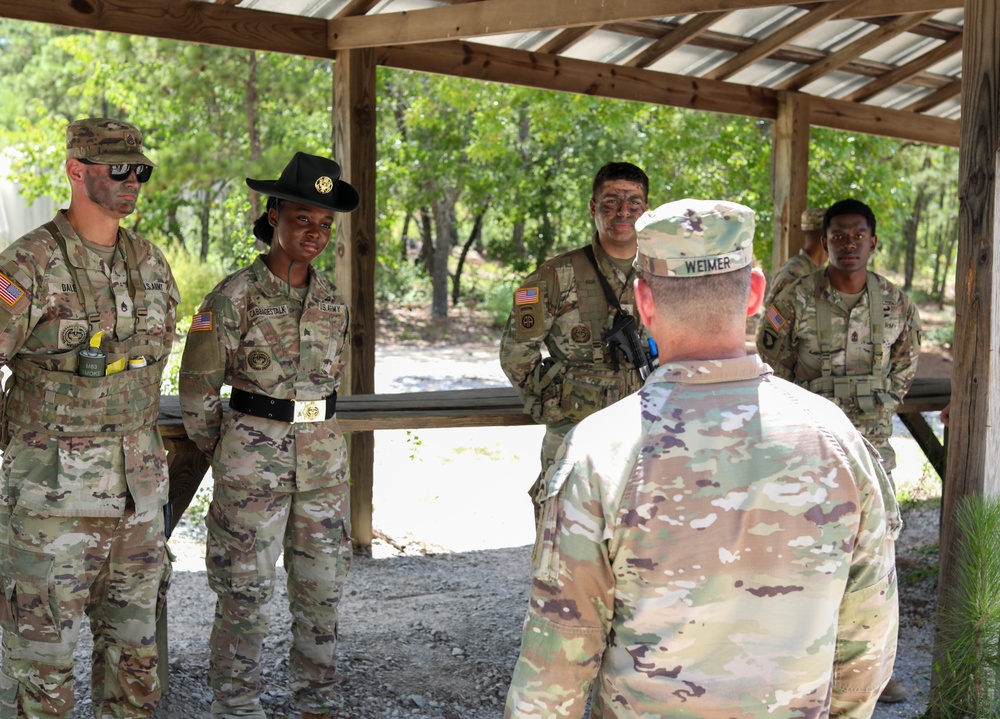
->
xmin=157 ymin=376 xmax=951 ymax=534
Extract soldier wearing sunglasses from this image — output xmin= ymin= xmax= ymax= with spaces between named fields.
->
xmin=0 ymin=118 xmax=178 ymax=718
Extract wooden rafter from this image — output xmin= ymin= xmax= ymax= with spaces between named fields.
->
xmin=904 ymin=77 xmax=962 ymax=112
xmin=845 ymin=33 xmax=962 ymax=103
xmin=537 ymin=26 xmax=601 ymax=55
xmin=626 ymin=12 xmax=730 ymax=69
xmin=775 ymin=11 xmax=936 ymax=91
xmin=326 ymin=0 xmax=831 ymax=49
xmin=704 ymin=0 xmax=865 ymax=81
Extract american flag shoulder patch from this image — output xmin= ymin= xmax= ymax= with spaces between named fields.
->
xmin=0 ymin=271 xmax=25 ymax=307
xmin=514 ymin=286 xmax=539 ymax=305
xmin=190 ymin=311 xmax=213 ymax=331
xmin=766 ymin=304 xmax=786 ymax=331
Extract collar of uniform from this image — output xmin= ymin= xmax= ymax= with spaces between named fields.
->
xmin=820 ymin=267 xmax=874 ymax=308
xmin=591 ymin=231 xmax=634 ymax=285
xmin=53 ymin=210 xmax=123 ymax=271
xmin=250 ymin=253 xmax=320 ymax=299
xmin=651 ymin=354 xmax=771 ymax=385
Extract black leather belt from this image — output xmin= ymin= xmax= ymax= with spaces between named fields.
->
xmin=230 ymin=387 xmax=337 ymax=423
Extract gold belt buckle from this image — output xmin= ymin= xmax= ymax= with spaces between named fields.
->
xmin=293 ymin=399 xmax=325 ymax=423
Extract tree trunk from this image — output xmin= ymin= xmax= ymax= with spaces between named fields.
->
xmin=419 ymin=208 xmax=433 ymax=271
xmin=246 ymin=50 xmax=262 ymax=221
xmin=430 ymin=192 xmax=458 ymax=317
xmin=199 ymin=195 xmax=212 ymax=261
xmin=401 ymin=213 xmax=412 ymax=263
xmin=452 ymin=205 xmax=488 ymax=306
xmin=902 ymin=185 xmax=925 ymax=292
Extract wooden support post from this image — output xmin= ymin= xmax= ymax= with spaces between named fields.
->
xmin=930 ymin=0 xmax=1000 ymax=703
xmin=770 ymin=91 xmax=810 ymax=271
xmin=334 ymin=48 xmax=378 ymax=547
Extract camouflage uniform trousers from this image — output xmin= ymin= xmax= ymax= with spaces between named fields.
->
xmin=0 ymin=507 xmax=168 ymax=719
xmin=206 ymin=481 xmax=352 ymax=719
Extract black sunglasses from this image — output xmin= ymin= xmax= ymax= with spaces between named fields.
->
xmin=79 ymin=158 xmax=154 ymax=183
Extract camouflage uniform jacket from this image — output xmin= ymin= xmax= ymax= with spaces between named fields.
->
xmin=755 ymin=269 xmax=921 ymax=471
xmin=499 ymin=233 xmax=648 ymax=426
xmin=0 ymin=211 xmax=178 ymax=519
xmin=763 ymin=248 xmax=821 ymax=309
xmin=505 ymin=355 xmax=899 ymax=719
xmin=179 ymin=255 xmax=349 ymax=492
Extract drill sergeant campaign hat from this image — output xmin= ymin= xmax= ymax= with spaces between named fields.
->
xmin=801 ymin=206 xmax=827 ymax=232
xmin=633 ymin=199 xmax=755 ymax=277
xmin=66 ymin=117 xmax=155 ymax=166
xmin=246 ymin=152 xmax=360 ymax=213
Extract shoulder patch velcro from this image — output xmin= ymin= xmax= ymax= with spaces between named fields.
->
xmin=190 ymin=311 xmax=213 ymax=332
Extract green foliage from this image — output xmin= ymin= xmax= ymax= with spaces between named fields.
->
xmin=930 ymin=494 xmax=1000 ymax=718
xmin=0 ymin=20 xmax=962 ymax=318
xmin=159 ymin=315 xmax=189 ymax=397
xmin=161 ymin=244 xmax=230 ymax=320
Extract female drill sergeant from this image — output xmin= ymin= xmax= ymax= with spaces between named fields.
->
xmin=179 ymin=152 xmax=359 ymax=719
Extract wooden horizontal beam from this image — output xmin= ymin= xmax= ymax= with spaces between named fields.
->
xmin=381 ymin=40 xmax=959 ymax=146
xmin=836 ymin=0 xmax=962 ymax=18
xmin=0 ymin=0 xmax=333 ymax=58
xmin=327 ymin=0 xmax=829 ymax=50
xmin=809 ymin=93 xmax=958 ymax=145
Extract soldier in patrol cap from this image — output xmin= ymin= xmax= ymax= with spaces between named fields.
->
xmin=0 ymin=118 xmax=178 ymax=717
xmin=755 ymin=197 xmax=919 ymax=703
xmin=505 ymin=198 xmax=898 ymax=718
xmin=179 ymin=151 xmax=359 ymax=719
xmin=499 ymin=162 xmax=654 ymax=525
xmin=762 ymin=205 xmax=829 ymax=309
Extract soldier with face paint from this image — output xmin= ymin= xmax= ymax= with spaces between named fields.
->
xmin=499 ymin=162 xmax=653 ymax=526
xmin=0 ymin=118 xmax=178 ymax=718
xmin=179 ymin=153 xmax=359 ymax=719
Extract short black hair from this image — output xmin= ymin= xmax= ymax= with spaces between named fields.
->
xmin=823 ymin=198 xmax=876 ymax=237
xmin=592 ymin=162 xmax=649 ymax=202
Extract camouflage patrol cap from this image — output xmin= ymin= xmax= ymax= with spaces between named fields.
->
xmin=66 ymin=118 xmax=155 ymax=166
xmin=801 ymin=206 xmax=826 ymax=231
xmin=634 ymin=199 xmax=755 ymax=277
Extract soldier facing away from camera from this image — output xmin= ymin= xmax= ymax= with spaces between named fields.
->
xmin=0 ymin=118 xmax=178 ymax=718
xmin=505 ymin=198 xmax=899 ymax=719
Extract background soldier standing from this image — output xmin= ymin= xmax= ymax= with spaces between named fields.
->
xmin=762 ymin=205 xmax=829 ymax=309
xmin=504 ymin=198 xmax=898 ymax=718
xmin=756 ymin=197 xmax=919 ymax=704
xmin=0 ymin=118 xmax=178 ymax=718
xmin=179 ymin=153 xmax=358 ymax=719
xmin=499 ymin=162 xmax=652 ymax=521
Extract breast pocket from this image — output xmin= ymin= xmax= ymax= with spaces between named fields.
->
xmin=236 ymin=322 xmax=291 ymax=392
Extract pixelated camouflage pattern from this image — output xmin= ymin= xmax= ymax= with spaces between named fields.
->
xmin=499 ymin=236 xmax=647 ymax=512
xmin=0 ymin=508 xmax=168 ymax=718
xmin=755 ymin=269 xmax=921 ymax=471
xmin=801 ymin=207 xmax=827 ymax=232
xmin=179 ymin=255 xmax=352 ymax=716
xmin=0 ymin=211 xmax=178 ymax=519
xmin=205 ymin=482 xmax=351 ymax=717
xmin=634 ymin=199 xmax=755 ymax=277
xmin=179 ymin=256 xmax=349 ymax=491
xmin=65 ymin=117 xmax=155 ymax=165
xmin=505 ymin=355 xmax=898 ymax=719
xmin=762 ymin=249 xmax=822 ymax=310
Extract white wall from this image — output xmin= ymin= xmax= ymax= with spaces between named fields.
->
xmin=0 ymin=154 xmax=58 ymax=250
